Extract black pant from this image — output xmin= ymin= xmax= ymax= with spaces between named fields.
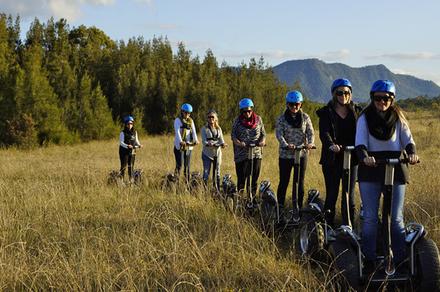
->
xmin=119 ymin=146 xmax=135 ymax=178
xmin=322 ymin=162 xmax=357 ymax=226
xmin=174 ymin=147 xmax=192 ymax=180
xmin=235 ymin=158 xmax=262 ymax=198
xmin=277 ymin=156 xmax=307 ymax=209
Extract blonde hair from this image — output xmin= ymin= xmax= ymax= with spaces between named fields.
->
xmin=206 ymin=110 xmax=221 ymax=130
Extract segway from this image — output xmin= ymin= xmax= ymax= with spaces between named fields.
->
xmin=205 ymin=142 xmax=223 ymax=194
xmin=258 ymin=180 xmax=280 ymax=235
xmin=329 ymin=157 xmax=440 ymax=291
xmin=243 ymin=143 xmax=260 ymax=216
xmin=222 ymin=174 xmax=239 ymax=213
xmin=278 ymin=144 xmax=327 ymax=258
xmin=180 ymin=141 xmax=197 ymax=186
xmin=281 ymin=144 xmax=317 ymax=226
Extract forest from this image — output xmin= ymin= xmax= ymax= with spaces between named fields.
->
xmin=0 ymin=14 xmax=326 ymax=148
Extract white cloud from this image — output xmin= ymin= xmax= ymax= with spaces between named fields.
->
xmin=1 ymin=0 xmax=116 ymax=21
xmin=135 ymin=0 xmax=153 ymax=5
xmin=367 ymin=52 xmax=440 ymax=61
xmin=48 ymin=0 xmax=82 ymax=21
xmin=321 ymin=49 xmax=351 ymax=61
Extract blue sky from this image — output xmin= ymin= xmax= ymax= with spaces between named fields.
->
xmin=2 ymin=0 xmax=440 ymax=85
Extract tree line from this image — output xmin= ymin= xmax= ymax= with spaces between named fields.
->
xmin=0 ymin=14 xmax=322 ymax=148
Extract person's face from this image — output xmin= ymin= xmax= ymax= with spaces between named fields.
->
xmin=333 ymin=86 xmax=352 ymax=105
xmin=127 ymin=121 xmax=133 ymax=129
xmin=372 ymin=92 xmax=393 ymax=112
xmin=182 ymin=110 xmax=190 ymax=118
xmin=242 ymin=107 xmax=253 ymax=118
xmin=207 ymin=114 xmax=215 ymax=125
xmin=287 ymin=102 xmax=302 ymax=113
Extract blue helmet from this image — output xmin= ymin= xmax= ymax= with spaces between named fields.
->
xmin=370 ymin=80 xmax=396 ymax=96
xmin=285 ymin=91 xmax=303 ymax=103
xmin=239 ymin=98 xmax=254 ymax=109
xmin=181 ymin=103 xmax=193 ymax=113
xmin=331 ymin=78 xmax=352 ymax=94
xmin=124 ymin=115 xmax=134 ymax=124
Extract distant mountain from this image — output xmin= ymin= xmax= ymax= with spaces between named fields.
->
xmin=272 ymin=58 xmax=440 ymax=102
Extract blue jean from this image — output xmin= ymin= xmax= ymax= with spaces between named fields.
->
xmin=202 ymin=153 xmax=220 ymax=187
xmin=359 ymin=181 xmax=406 ymax=262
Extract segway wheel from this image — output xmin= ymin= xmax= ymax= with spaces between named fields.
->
xmin=415 ymin=237 xmax=440 ymax=290
xmin=328 ymin=239 xmax=361 ymax=291
xmin=297 ymin=213 xmax=325 ymax=260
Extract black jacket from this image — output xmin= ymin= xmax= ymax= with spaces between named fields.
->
xmin=316 ymin=101 xmax=362 ymax=166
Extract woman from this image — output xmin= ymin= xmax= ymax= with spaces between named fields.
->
xmin=355 ymin=80 xmax=418 ymax=273
xmin=275 ymin=90 xmax=315 ymax=222
xmin=201 ymin=110 xmax=227 ymax=189
xmin=174 ymin=103 xmax=199 ymax=181
xmin=119 ymin=115 xmax=143 ymax=181
xmin=231 ymin=98 xmax=266 ymax=201
xmin=316 ymin=78 xmax=362 ymax=227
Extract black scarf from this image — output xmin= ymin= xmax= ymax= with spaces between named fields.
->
xmin=284 ymin=109 xmax=303 ymax=128
xmin=364 ymin=105 xmax=398 ymax=140
xmin=123 ymin=127 xmax=136 ymax=145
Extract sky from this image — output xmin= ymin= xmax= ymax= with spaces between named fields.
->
xmin=2 ymin=0 xmax=440 ymax=85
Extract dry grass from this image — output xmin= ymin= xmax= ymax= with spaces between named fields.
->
xmin=0 ymin=111 xmax=438 ymax=290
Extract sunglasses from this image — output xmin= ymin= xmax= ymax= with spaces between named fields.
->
xmin=287 ymin=102 xmax=301 ymax=108
xmin=207 ymin=116 xmax=215 ymax=119
xmin=335 ymin=90 xmax=351 ymax=97
xmin=373 ymin=95 xmax=393 ymax=102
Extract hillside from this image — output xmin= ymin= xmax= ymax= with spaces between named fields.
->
xmin=273 ymin=58 xmax=440 ymax=102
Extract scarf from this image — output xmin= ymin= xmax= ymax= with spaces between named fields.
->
xmin=364 ymin=105 xmax=398 ymax=140
xmin=180 ymin=116 xmax=193 ymax=141
xmin=123 ymin=127 xmax=136 ymax=145
xmin=239 ymin=112 xmax=258 ymax=129
xmin=284 ymin=109 xmax=303 ymax=128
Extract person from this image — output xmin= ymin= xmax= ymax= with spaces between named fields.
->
xmin=231 ymin=98 xmax=266 ymax=201
xmin=316 ymin=78 xmax=362 ymax=227
xmin=119 ymin=115 xmax=143 ymax=182
xmin=355 ymin=80 xmax=418 ymax=273
xmin=201 ymin=110 xmax=227 ymax=189
xmin=275 ymin=90 xmax=315 ymax=222
xmin=174 ymin=103 xmax=199 ymax=181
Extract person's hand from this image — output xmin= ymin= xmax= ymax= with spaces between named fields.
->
xmin=363 ymin=156 xmax=376 ymax=167
xmin=194 ymin=141 xmax=199 ymax=145
xmin=287 ymin=144 xmax=295 ymax=149
xmin=221 ymin=143 xmax=228 ymax=148
xmin=128 ymin=145 xmax=133 ymax=149
xmin=180 ymin=141 xmax=186 ymax=147
xmin=329 ymin=144 xmax=341 ymax=153
xmin=240 ymin=141 xmax=246 ymax=147
xmin=306 ymin=143 xmax=315 ymax=150
xmin=408 ymin=154 xmax=419 ymax=165
xmin=258 ymin=141 xmax=266 ymax=147
xmin=139 ymin=144 xmax=143 ymax=148
xmin=206 ymin=141 xmax=213 ymax=147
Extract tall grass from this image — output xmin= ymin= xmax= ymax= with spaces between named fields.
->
xmin=0 ymin=111 xmax=438 ymax=290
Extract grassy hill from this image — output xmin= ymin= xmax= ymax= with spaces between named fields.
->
xmin=0 ymin=111 xmax=439 ymax=290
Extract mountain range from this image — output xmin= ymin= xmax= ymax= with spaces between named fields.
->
xmin=272 ymin=58 xmax=440 ymax=102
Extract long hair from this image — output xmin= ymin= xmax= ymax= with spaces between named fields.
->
xmin=362 ymin=100 xmax=409 ymax=126
xmin=206 ymin=110 xmax=221 ymax=130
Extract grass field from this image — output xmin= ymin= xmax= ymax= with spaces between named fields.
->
xmin=0 ymin=111 xmax=439 ymax=290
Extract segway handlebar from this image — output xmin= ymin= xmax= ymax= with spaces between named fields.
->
xmin=246 ymin=142 xmax=265 ymax=148
xmin=282 ymin=144 xmax=316 ymax=150
xmin=373 ymin=158 xmax=420 ymax=165
xmin=205 ymin=142 xmax=225 ymax=148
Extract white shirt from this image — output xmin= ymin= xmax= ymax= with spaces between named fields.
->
xmin=174 ymin=117 xmax=198 ymax=150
